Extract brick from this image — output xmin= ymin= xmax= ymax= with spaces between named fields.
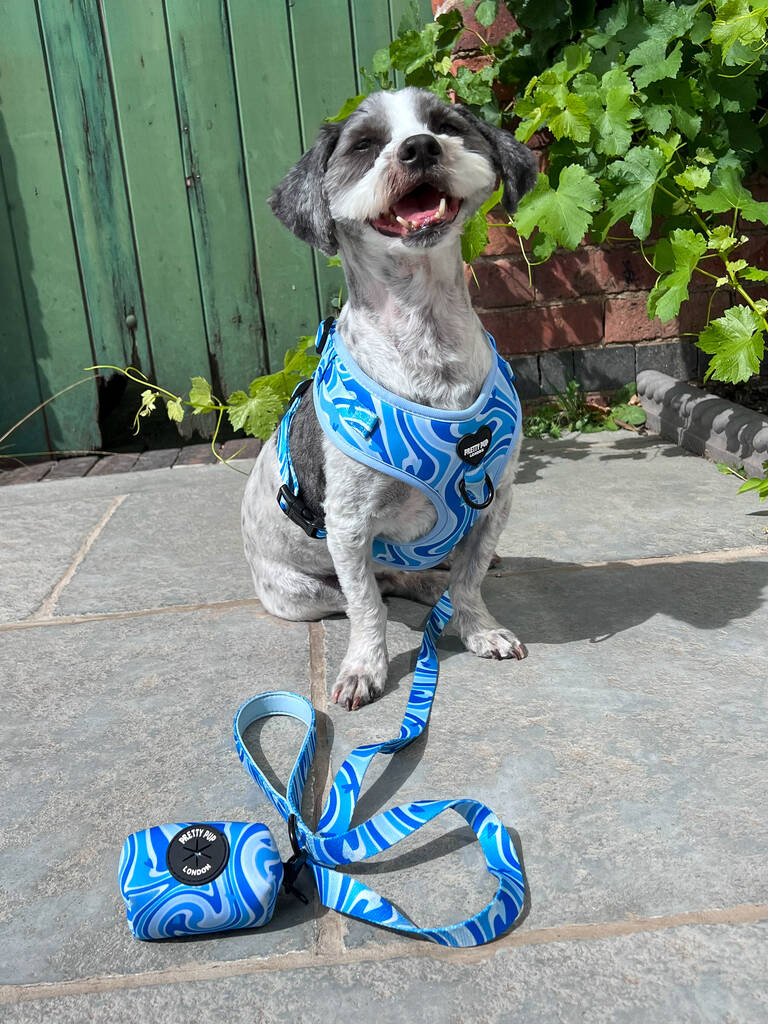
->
xmin=507 ymin=354 xmax=539 ymax=399
xmin=588 ymin=247 xmax=659 ymax=294
xmin=469 ymin=257 xmax=533 ymax=307
xmin=604 ymin=293 xmax=678 ymax=343
xmin=0 ymin=461 xmax=53 ymax=486
xmin=678 ymin=289 xmax=730 ymax=334
xmin=573 ymin=344 xmax=636 ymax=391
xmin=174 ymin=444 xmax=219 ymax=466
xmin=451 ymin=0 xmax=517 ymax=49
xmin=534 ymin=249 xmax=595 ymax=301
xmin=636 ymin=340 xmax=699 ymax=380
xmin=87 ymin=453 xmax=139 ymax=476
xmin=484 ymin=223 xmax=519 ymax=257
xmin=539 ymin=351 xmax=575 ymax=394
xmin=45 ymin=456 xmax=98 ymax=480
xmin=133 ymin=448 xmax=180 ymax=471
xmin=220 ymin=437 xmax=263 ymax=461
xmin=480 ymin=299 xmax=603 ymax=355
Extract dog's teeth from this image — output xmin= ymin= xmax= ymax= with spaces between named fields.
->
xmin=438 ymin=196 xmax=446 ymax=217
xmin=395 ymin=215 xmax=410 ymax=228
xmin=409 ymin=220 xmax=418 ymax=229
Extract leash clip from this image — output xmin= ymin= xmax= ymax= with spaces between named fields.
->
xmin=282 ymin=814 xmax=309 ymax=904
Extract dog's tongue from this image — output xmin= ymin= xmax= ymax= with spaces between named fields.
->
xmin=391 ymin=183 xmax=443 ymax=226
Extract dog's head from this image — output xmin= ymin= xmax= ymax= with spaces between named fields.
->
xmin=269 ymin=88 xmax=537 ymax=257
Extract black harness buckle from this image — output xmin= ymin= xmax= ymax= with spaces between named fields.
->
xmin=277 ymin=484 xmax=326 ymax=539
xmin=282 ymin=815 xmax=309 ymax=904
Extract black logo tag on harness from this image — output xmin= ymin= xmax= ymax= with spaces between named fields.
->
xmin=166 ymin=824 xmax=229 ymax=886
xmin=456 ymin=426 xmax=492 ymax=466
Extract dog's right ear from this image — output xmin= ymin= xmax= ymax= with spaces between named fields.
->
xmin=268 ymin=123 xmax=342 ymax=257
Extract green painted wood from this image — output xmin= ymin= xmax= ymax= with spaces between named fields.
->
xmin=289 ymin=0 xmax=357 ymax=319
xmin=99 ymin=0 xmax=211 ymax=402
xmin=0 ymin=163 xmax=47 ymax=459
xmin=0 ymin=1 xmax=99 ymax=455
xmin=36 ymin=0 xmax=152 ymax=375
xmin=164 ymin=0 xmax=267 ymax=396
xmin=228 ymin=0 xmax=320 ymax=367
xmin=351 ymin=1 xmax=392 ymax=84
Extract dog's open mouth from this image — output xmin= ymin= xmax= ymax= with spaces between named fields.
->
xmin=370 ymin=184 xmax=461 ymax=237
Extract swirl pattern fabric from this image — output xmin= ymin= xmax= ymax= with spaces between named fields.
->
xmin=311 ymin=321 xmax=522 ymax=569
xmin=233 ymin=590 xmax=526 ymax=946
xmin=119 ymin=822 xmax=283 ymax=940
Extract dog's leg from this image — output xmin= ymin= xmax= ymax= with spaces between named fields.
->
xmin=449 ymin=455 xmax=527 ymax=661
xmin=377 ymin=569 xmax=450 ymax=606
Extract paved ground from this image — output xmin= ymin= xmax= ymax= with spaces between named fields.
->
xmin=1 ymin=432 xmax=766 ymax=1023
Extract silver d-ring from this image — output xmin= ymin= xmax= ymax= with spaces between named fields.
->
xmin=459 ymin=473 xmax=494 ymax=510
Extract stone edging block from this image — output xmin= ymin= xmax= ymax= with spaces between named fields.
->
xmin=637 ymin=370 xmax=768 ymax=477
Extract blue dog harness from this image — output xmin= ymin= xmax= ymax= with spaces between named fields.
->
xmin=277 ymin=318 xmax=522 ymax=568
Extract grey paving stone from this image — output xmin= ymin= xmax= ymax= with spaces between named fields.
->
xmin=87 ymin=454 xmax=140 ymax=476
xmin=319 ymin=552 xmax=768 ymax=948
xmin=55 ymin=471 xmax=255 ymax=616
xmin=4 ymin=923 xmax=766 ymax=1023
xmin=1 ymin=605 xmax=316 ymax=985
xmin=133 ymin=448 xmax=180 ymax=471
xmin=175 ymin=444 xmax=219 ymax=466
xmin=509 ymin=432 xmax=767 ymax=563
xmin=44 ymin=456 xmax=98 ymax=480
xmin=0 ymin=496 xmax=119 ymax=623
xmin=0 ymin=462 xmax=53 ymax=486
xmin=508 ymin=354 xmax=539 ymax=400
xmin=221 ymin=437 xmax=263 ymax=461
xmin=635 ymin=339 xmax=699 ymax=380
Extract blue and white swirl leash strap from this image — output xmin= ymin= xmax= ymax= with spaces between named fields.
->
xmin=234 ymin=591 xmax=525 ymax=947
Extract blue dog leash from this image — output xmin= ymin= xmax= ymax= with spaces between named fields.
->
xmin=233 ymin=591 xmax=525 ymax=946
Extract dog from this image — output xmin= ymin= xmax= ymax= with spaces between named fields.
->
xmin=242 ymin=87 xmax=537 ymax=710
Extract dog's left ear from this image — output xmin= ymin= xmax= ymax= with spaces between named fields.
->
xmin=454 ymin=108 xmax=538 ymax=215
xmin=268 ymin=123 xmax=342 ymax=257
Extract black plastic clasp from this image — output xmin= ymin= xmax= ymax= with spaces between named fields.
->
xmin=277 ymin=485 xmax=326 ymax=539
xmin=282 ymin=814 xmax=309 ymax=904
xmin=316 ymin=316 xmax=334 ymax=355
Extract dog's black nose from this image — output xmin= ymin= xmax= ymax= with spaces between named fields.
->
xmin=397 ymin=134 xmax=442 ymax=170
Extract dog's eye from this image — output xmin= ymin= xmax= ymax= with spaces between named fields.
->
xmin=438 ymin=121 xmax=464 ymax=136
xmin=353 ymin=138 xmax=373 ymax=151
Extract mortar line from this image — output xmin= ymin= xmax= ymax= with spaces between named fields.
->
xmin=3 ymin=544 xmax=765 ymax=634
xmin=307 ymin=619 xmax=347 ymax=958
xmin=2 ymin=903 xmax=765 ymax=1006
xmin=26 ymin=495 xmax=129 ymax=621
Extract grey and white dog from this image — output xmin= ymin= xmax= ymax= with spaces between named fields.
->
xmin=242 ymin=88 xmax=537 ymax=710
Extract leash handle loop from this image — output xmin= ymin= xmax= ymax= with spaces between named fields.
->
xmin=233 ymin=590 xmax=525 ymax=947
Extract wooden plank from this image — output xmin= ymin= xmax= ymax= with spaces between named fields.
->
xmin=0 ymin=164 xmax=47 ymax=459
xmin=227 ymin=0 xmax=320 ymax=368
xmin=36 ymin=0 xmax=152 ymax=374
xmin=0 ymin=2 xmax=99 ymax=454
xmin=351 ymin=0 xmax=392 ymax=82
xmin=164 ymin=0 xmax=267 ymax=396
xmin=99 ymin=1 xmax=211 ymax=403
xmin=289 ymin=0 xmax=357 ymax=320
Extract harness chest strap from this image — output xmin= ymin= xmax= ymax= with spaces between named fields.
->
xmin=277 ymin=318 xmax=522 ymax=570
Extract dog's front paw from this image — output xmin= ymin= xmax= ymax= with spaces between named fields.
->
xmin=332 ymin=663 xmax=386 ymax=711
xmin=464 ymin=628 xmax=527 ymax=661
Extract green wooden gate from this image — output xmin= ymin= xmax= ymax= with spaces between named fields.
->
xmin=0 ymin=0 xmax=431 ymax=458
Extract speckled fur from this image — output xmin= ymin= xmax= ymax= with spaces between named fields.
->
xmin=243 ymin=89 xmax=537 ymax=709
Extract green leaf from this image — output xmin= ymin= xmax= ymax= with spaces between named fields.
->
xmin=514 ymin=166 xmax=602 ymax=249
xmin=461 ymin=184 xmax=504 ymax=263
xmin=549 ymin=93 xmax=592 ymax=142
xmin=698 ymin=306 xmax=766 ymax=383
xmin=737 ymin=476 xmax=768 ymax=498
xmin=648 ymin=229 xmax=708 ymax=321
xmin=628 ymin=40 xmax=682 ymax=90
xmin=372 ymin=47 xmax=391 ymax=74
xmin=694 ymin=166 xmax=768 ymax=225
xmin=674 ymin=165 xmax=711 ymax=191
xmin=326 ymin=95 xmax=366 ymax=122
xmin=742 ymin=267 xmax=768 ymax=282
xmin=475 ymin=0 xmax=498 ymax=28
xmin=609 ymin=402 xmax=646 ymax=426
xmin=643 ymin=104 xmax=672 ymax=134
xmin=601 ymin=146 xmax=668 ymax=241
xmin=227 ymin=384 xmax=285 ymax=439
xmin=166 ymin=397 xmax=184 ymax=423
xmin=189 ymin=376 xmax=215 ymax=414
xmin=711 ymin=0 xmax=768 ymax=61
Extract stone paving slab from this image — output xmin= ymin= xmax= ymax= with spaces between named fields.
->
xmin=1 ymin=606 xmax=316 ymax=986
xmin=321 ymin=554 xmax=768 ymax=948
xmin=510 ymin=433 xmax=767 ymax=563
xmin=0 ymin=496 xmax=120 ymax=623
xmin=4 ymin=923 xmax=766 ymax=1023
